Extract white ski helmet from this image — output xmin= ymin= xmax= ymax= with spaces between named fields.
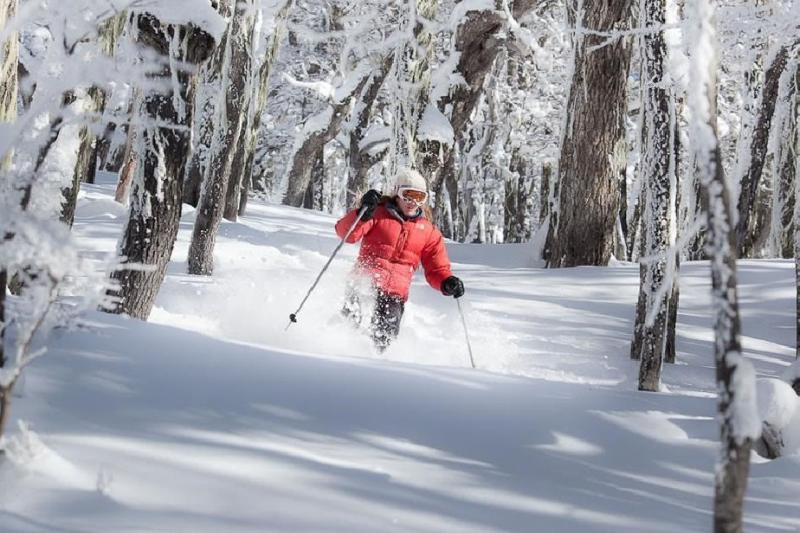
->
xmin=392 ymin=167 xmax=428 ymax=195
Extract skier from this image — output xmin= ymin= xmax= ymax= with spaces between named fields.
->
xmin=335 ymin=167 xmax=465 ymax=351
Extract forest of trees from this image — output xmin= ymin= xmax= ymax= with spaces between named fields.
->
xmin=0 ymin=0 xmax=798 ymax=530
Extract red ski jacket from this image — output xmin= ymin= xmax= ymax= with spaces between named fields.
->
xmin=335 ymin=202 xmax=453 ymax=301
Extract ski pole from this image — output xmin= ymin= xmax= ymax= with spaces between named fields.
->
xmin=456 ymin=297 xmax=475 ymax=369
xmin=286 ymin=204 xmax=368 ymax=330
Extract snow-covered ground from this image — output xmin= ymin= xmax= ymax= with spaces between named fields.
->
xmin=1 ymin=175 xmax=799 ymax=532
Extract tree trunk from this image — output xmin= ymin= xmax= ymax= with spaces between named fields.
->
xmin=794 ymin=63 xmax=800 ymax=359
xmin=504 ymin=150 xmax=530 ymax=243
xmin=107 ymin=14 xmax=216 ymax=319
xmin=664 ymin=254 xmax=680 ymax=364
xmin=282 ymin=73 xmax=373 ymax=207
xmin=221 ymin=1 xmax=258 ymax=224
xmin=183 ymin=73 xmax=211 ymax=208
xmin=687 ymin=2 xmax=757 ymax=529
xmin=633 ymin=0 xmax=677 ymax=391
xmin=188 ymin=1 xmax=256 ymax=275
xmin=427 ymin=0 xmax=536 ymax=234
xmin=1 ymin=0 xmax=17 ymax=370
xmin=0 ymin=0 xmax=16 ymax=137
xmin=114 ymin=117 xmax=139 ymax=204
xmin=766 ymin=60 xmax=798 ymax=258
xmin=236 ymin=0 xmax=293 ymax=217
xmin=347 ymin=55 xmax=394 ymax=207
xmin=0 ymin=269 xmax=6 ymax=371
xmin=544 ymin=0 xmax=633 ymax=267
xmin=736 ymin=43 xmax=794 ymax=257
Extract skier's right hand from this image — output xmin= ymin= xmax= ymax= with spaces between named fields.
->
xmin=441 ymin=276 xmax=465 ymax=298
xmin=359 ymin=189 xmax=382 ymax=220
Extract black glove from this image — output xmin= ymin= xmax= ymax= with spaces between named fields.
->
xmin=359 ymin=189 xmax=382 ymax=220
xmin=441 ymin=276 xmax=465 ymax=298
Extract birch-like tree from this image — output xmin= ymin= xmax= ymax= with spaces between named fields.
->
xmin=687 ymin=0 xmax=760 ymax=529
xmin=630 ymin=0 xmax=679 ymax=391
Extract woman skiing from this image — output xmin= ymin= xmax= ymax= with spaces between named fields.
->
xmin=335 ymin=167 xmax=465 ymax=351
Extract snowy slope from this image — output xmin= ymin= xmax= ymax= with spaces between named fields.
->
xmin=1 ymin=175 xmax=799 ymax=532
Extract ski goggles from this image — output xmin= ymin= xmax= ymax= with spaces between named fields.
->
xmin=398 ymin=187 xmax=428 ymax=205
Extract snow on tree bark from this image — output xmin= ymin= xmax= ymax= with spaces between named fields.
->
xmin=631 ymin=0 xmax=679 ymax=390
xmin=236 ymin=0 xmax=292 ymax=217
xmin=686 ymin=0 xmax=760 ymax=529
xmin=0 ymin=0 xmax=17 ymax=371
xmin=107 ymin=13 xmax=216 ymax=319
xmin=736 ymin=41 xmax=795 ymax=257
xmin=764 ymin=58 xmax=798 ymax=259
xmin=346 ymin=55 xmax=393 ymax=207
xmin=282 ymin=72 xmax=373 ymax=207
xmin=426 ymin=0 xmax=536 ymax=236
xmin=0 ymin=0 xmax=16 ymax=323
xmin=544 ymin=0 xmax=633 ymax=267
xmin=389 ymin=0 xmax=439 ymax=176
xmin=793 ymin=63 xmax=800 ymax=359
xmin=188 ymin=0 xmax=257 ymax=276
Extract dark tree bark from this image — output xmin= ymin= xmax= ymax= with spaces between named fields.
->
xmin=236 ymin=0 xmax=293 ymax=217
xmin=282 ymin=73 xmax=372 ymax=207
xmin=426 ymin=0 xmax=536 ymax=235
xmin=0 ymin=0 xmax=18 ymax=438
xmin=183 ymin=75 xmax=210 ymax=208
xmin=504 ymin=150 xmax=531 ymax=243
xmin=0 ymin=269 xmax=6 ymax=371
xmin=772 ymin=62 xmax=798 ymax=258
xmin=544 ymin=0 xmax=633 ymax=267
xmin=736 ymin=43 xmax=794 ymax=257
xmin=539 ymin=162 xmax=552 ymax=226
xmin=347 ymin=55 xmax=393 ymax=207
xmin=632 ymin=0 xmax=677 ymax=391
xmin=107 ymin=13 xmax=216 ymax=319
xmin=220 ymin=2 xmax=259 ymax=224
xmin=114 ymin=118 xmax=138 ymax=204
xmin=664 ymin=254 xmax=680 ymax=364
xmin=188 ymin=0 xmax=256 ymax=275
xmin=793 ymin=65 xmax=800 ymax=359
xmin=60 ymin=87 xmax=105 ymax=226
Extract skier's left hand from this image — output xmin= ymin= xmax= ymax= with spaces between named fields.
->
xmin=441 ymin=276 xmax=464 ymax=298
